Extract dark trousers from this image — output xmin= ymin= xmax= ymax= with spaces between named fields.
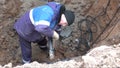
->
xmin=18 ymin=35 xmax=47 ymax=62
xmin=19 ymin=35 xmax=32 ymax=62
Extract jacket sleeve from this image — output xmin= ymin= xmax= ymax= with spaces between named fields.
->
xmin=31 ymin=5 xmax=55 ymax=37
xmin=35 ymin=24 xmax=54 ymax=38
xmin=54 ymin=25 xmax=62 ymax=34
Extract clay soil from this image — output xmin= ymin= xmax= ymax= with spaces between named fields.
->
xmin=0 ymin=0 xmax=120 ymax=66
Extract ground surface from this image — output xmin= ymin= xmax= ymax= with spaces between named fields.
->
xmin=0 ymin=0 xmax=120 ymax=67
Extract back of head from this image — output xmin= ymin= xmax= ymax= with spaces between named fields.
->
xmin=64 ymin=10 xmax=75 ymax=26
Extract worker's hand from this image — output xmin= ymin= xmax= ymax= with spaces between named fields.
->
xmin=53 ymin=31 xmax=59 ymax=40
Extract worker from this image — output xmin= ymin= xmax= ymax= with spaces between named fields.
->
xmin=14 ymin=1 xmax=75 ymax=64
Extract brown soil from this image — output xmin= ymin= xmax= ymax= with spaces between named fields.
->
xmin=0 ymin=0 xmax=120 ymax=66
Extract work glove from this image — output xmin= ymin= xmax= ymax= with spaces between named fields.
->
xmin=53 ymin=31 xmax=59 ymax=40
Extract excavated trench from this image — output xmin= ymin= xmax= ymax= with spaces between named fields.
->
xmin=0 ymin=0 xmax=120 ymax=66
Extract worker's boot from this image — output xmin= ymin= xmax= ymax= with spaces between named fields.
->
xmin=37 ymin=38 xmax=48 ymax=51
xmin=22 ymin=59 xmax=31 ymax=64
xmin=39 ymin=45 xmax=47 ymax=50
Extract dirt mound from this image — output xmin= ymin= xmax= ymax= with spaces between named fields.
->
xmin=1 ymin=44 xmax=120 ymax=68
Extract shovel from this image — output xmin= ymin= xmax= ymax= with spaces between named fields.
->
xmin=48 ymin=37 xmax=54 ymax=59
